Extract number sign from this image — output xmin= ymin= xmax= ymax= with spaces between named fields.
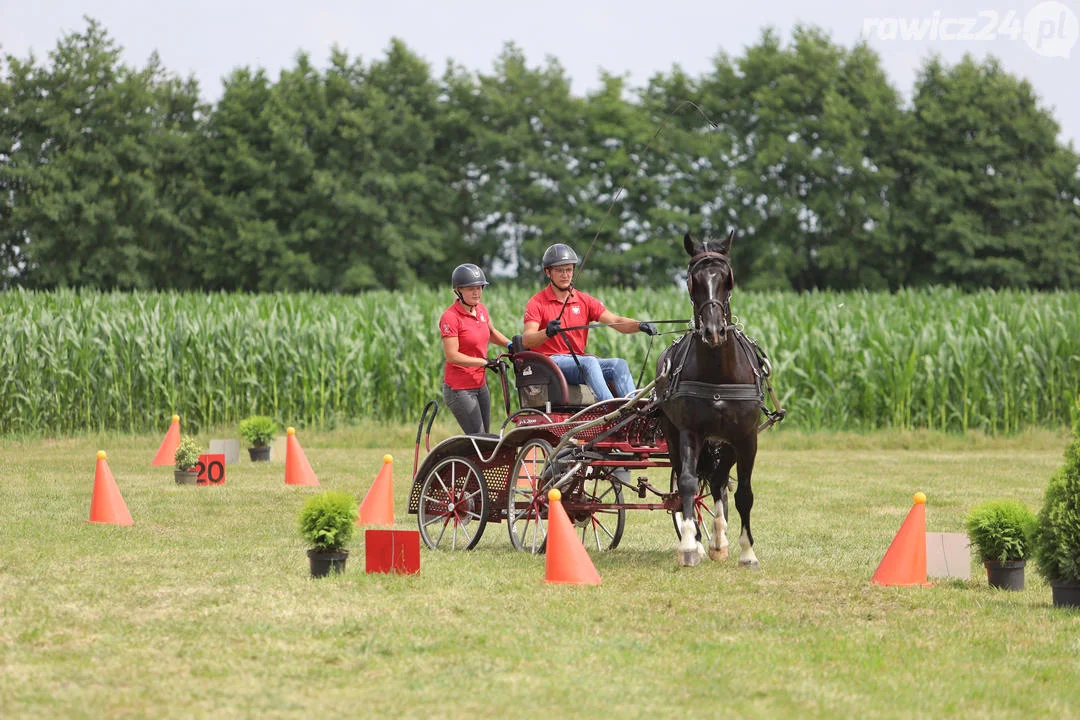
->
xmin=195 ymin=453 xmax=226 ymax=485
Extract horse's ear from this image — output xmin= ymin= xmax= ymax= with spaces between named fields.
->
xmin=683 ymin=233 xmax=695 ymax=256
xmin=717 ymin=229 xmax=734 ymax=255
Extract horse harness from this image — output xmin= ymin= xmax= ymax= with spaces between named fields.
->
xmin=657 ymin=329 xmax=786 ymax=434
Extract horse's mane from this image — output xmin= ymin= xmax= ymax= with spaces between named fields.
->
xmin=698 ymin=239 xmax=727 ymax=254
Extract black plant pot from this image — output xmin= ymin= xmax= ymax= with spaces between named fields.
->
xmin=985 ymin=560 xmax=1025 ymax=591
xmin=174 ymin=469 xmax=198 ymax=485
xmin=307 ymin=549 xmax=348 ymax=578
xmin=1051 ymin=579 xmax=1080 ymax=608
xmin=248 ymin=445 xmax=271 ymax=462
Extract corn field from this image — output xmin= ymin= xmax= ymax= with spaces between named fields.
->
xmin=1 ymin=287 xmax=1078 ymax=436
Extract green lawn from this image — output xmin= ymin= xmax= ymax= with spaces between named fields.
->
xmin=2 ymin=424 xmax=1078 ymax=718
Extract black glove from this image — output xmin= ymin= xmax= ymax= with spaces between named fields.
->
xmin=638 ymin=322 xmax=658 ymax=336
xmin=485 ymin=358 xmax=501 ymax=372
xmin=545 ymin=319 xmax=561 ymax=338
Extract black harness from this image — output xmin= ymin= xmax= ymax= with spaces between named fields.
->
xmin=660 ymin=330 xmax=765 ymax=406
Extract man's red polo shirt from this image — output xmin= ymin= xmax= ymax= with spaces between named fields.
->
xmin=523 ymin=285 xmax=606 ymax=356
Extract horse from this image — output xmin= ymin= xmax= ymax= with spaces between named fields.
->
xmin=656 ymin=231 xmax=764 ymax=568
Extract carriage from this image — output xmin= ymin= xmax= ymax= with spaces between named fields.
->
xmin=407 ymin=318 xmax=785 ymax=556
xmin=408 ymin=349 xmax=676 ymax=553
xmin=409 ymin=233 xmax=786 ymax=563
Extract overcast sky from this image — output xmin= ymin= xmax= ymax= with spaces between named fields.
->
xmin=3 ymin=0 xmax=1079 ymax=146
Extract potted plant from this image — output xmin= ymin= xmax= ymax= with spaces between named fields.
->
xmin=1033 ymin=397 xmax=1080 ymax=608
xmin=298 ymin=490 xmax=357 ymax=578
xmin=965 ymin=500 xmax=1036 ymax=590
xmin=239 ymin=415 xmax=278 ymax=462
xmin=174 ymin=437 xmax=201 ymax=485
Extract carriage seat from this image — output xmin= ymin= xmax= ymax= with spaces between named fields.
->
xmin=511 ymin=351 xmax=597 ymax=409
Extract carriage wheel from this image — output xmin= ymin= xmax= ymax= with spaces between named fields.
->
xmin=507 ymin=439 xmax=553 ymax=554
xmin=417 ymin=456 xmax=489 ymax=551
xmin=568 ymin=471 xmax=626 ymax=552
xmin=669 ymin=469 xmax=722 ymax=545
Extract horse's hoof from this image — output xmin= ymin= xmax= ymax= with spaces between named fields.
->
xmin=708 ymin=546 xmax=729 ymax=562
xmin=679 ymin=551 xmax=701 ymax=567
xmin=739 ymin=559 xmax=760 ymax=570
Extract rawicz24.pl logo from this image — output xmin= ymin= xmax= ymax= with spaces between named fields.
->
xmin=861 ymin=2 xmax=1080 ymax=58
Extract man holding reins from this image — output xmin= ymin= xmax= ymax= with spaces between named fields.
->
xmin=520 ymin=243 xmax=657 ymax=401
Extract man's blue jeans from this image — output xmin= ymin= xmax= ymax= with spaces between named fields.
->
xmin=550 ymin=355 xmax=635 ymax=401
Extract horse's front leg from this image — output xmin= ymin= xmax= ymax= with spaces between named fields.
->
xmin=708 ymin=445 xmax=736 ymax=562
xmin=676 ymin=432 xmax=706 ymax=567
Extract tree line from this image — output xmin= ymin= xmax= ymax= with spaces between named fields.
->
xmin=2 ymin=18 xmax=1079 ymax=292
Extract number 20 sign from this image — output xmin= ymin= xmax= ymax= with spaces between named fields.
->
xmin=195 ymin=453 xmax=226 ymax=485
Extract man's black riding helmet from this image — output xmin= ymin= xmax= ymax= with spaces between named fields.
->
xmin=541 ymin=243 xmax=580 ymax=269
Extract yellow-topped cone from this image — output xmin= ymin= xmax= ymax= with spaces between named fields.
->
xmin=544 ymin=489 xmax=601 ymax=585
xmin=284 ymin=427 xmax=319 ymax=486
xmin=89 ymin=451 xmax=134 ymax=526
xmin=358 ymin=454 xmax=395 ymax=526
xmin=871 ymin=491 xmax=931 ymax=587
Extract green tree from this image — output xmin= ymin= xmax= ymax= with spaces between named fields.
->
xmin=349 ymin=39 xmax=460 ymax=290
xmin=697 ymin=27 xmax=905 ymax=290
xmin=1 ymin=18 xmax=206 ymax=289
xmin=195 ymin=66 xmax=287 ymax=291
xmin=444 ymin=43 xmax=586 ymax=284
xmin=893 ymin=55 xmax=1080 ymax=289
xmin=193 ymin=41 xmax=463 ymax=293
xmin=577 ymin=70 xmax=706 ymax=287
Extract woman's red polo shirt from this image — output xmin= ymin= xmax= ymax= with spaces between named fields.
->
xmin=439 ymin=300 xmax=492 ymax=390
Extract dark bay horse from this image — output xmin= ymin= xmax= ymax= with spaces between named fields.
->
xmin=657 ymin=231 xmax=764 ymax=567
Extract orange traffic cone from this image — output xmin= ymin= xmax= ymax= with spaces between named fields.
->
xmin=89 ymin=451 xmax=134 ymax=526
xmin=871 ymin=491 xmax=932 ymax=587
xmin=284 ymin=427 xmax=319 ymax=486
xmin=151 ymin=414 xmax=181 ymax=466
xmin=544 ymin=489 xmax=601 ymax=585
xmin=357 ymin=454 xmax=395 ymax=526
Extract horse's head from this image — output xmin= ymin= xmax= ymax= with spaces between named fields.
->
xmin=684 ymin=230 xmax=734 ymax=348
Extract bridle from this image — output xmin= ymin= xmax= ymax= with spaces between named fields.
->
xmin=686 ymin=250 xmax=735 ymax=338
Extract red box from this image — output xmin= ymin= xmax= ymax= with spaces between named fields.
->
xmin=365 ymin=529 xmax=421 ymax=575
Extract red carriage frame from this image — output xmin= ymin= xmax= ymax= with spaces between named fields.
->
xmin=406 ymin=346 xmax=782 ymax=553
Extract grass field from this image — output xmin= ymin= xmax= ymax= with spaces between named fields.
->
xmin=3 ymin=423 xmax=1079 ymax=718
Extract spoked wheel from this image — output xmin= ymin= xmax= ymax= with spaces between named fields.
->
xmin=669 ymin=469 xmax=723 ymax=545
xmin=417 ymin=456 xmax=489 ymax=551
xmin=507 ymin=439 xmax=553 ymax=553
xmin=566 ymin=469 xmax=626 ymax=552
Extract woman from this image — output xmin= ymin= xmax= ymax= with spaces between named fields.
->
xmin=439 ymin=263 xmax=511 ymax=435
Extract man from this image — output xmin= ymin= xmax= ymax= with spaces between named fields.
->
xmin=521 ymin=243 xmax=657 ymax=401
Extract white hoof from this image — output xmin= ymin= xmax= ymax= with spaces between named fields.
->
xmin=679 ymin=550 xmax=701 ymax=567
xmin=738 ymin=532 xmax=758 ymax=569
